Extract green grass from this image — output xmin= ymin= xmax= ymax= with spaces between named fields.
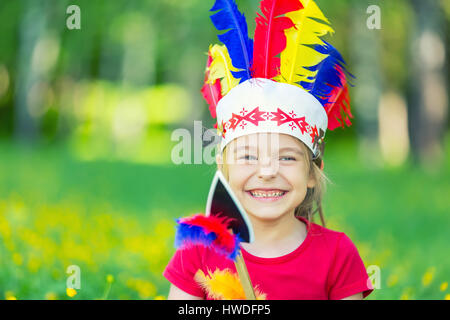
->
xmin=0 ymin=137 xmax=448 ymax=300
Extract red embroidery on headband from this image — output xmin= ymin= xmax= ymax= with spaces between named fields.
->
xmin=228 ymin=107 xmax=266 ymax=131
xmin=309 ymin=125 xmax=319 ymax=143
xmin=270 ymin=108 xmax=317 ymax=143
xmin=262 ymin=112 xmax=273 ymax=121
xmin=224 ymin=107 xmax=319 ymax=144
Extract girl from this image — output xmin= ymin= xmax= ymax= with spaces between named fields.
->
xmin=163 ymin=0 xmax=374 ymax=300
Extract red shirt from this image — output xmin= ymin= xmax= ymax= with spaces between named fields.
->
xmin=163 ymin=216 xmax=374 ymax=300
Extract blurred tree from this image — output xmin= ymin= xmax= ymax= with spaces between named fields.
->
xmin=409 ymin=0 xmax=448 ymax=169
xmin=0 ymin=0 xmax=447 ymax=164
xmin=14 ymin=0 xmax=66 ymax=143
xmin=14 ymin=1 xmax=47 ymax=142
xmin=349 ymin=0 xmax=383 ymax=167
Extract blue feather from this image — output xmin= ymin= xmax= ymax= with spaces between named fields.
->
xmin=210 ymin=0 xmax=254 ymax=83
xmin=174 ymin=220 xmax=243 ymax=261
xmin=300 ymin=41 xmax=354 ymax=107
xmin=175 ymin=223 xmax=217 ymax=248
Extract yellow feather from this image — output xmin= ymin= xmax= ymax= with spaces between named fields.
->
xmin=276 ymin=0 xmax=335 ymax=87
xmin=207 ymin=44 xmax=240 ymax=96
xmin=194 ymin=268 xmax=267 ymax=300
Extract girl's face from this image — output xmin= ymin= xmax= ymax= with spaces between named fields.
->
xmin=217 ymin=133 xmax=315 ymax=222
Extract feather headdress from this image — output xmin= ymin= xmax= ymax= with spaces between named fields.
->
xmin=201 ymin=0 xmax=354 ymax=158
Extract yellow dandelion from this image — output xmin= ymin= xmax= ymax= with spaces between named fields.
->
xmin=106 ymin=274 xmax=114 ymax=283
xmin=400 ymin=287 xmax=413 ymax=300
xmin=387 ymin=274 xmax=398 ymax=287
xmin=5 ymin=291 xmax=17 ymax=300
xmin=27 ymin=257 xmax=41 ymax=273
xmin=154 ymin=295 xmax=166 ymax=300
xmin=4 ymin=239 xmax=15 ymax=252
xmin=136 ymin=281 xmax=156 ymax=299
xmin=440 ymin=282 xmax=448 ymax=292
xmin=445 ymin=294 xmax=450 ymax=300
xmin=399 ymin=293 xmax=409 ymax=300
xmin=126 ymin=278 xmax=157 ymax=299
xmin=45 ymin=292 xmax=57 ymax=300
xmin=66 ymin=288 xmax=77 ymax=298
xmin=422 ymin=267 xmax=435 ymax=287
xmin=12 ymin=253 xmax=23 ymax=266
xmin=101 ymin=274 xmax=114 ymax=300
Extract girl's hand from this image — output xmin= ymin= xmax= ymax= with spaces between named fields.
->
xmin=341 ymin=292 xmax=363 ymax=300
xmin=167 ymin=284 xmax=204 ymax=300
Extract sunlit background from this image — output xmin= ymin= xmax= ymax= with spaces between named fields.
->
xmin=0 ymin=0 xmax=449 ymax=300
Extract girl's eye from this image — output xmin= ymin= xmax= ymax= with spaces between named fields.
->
xmin=239 ymin=155 xmax=295 ymax=161
xmin=240 ymin=155 xmax=257 ymax=160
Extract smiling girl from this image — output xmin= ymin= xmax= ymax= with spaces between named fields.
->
xmin=163 ymin=0 xmax=374 ymax=300
xmin=164 ymin=80 xmax=374 ymax=300
xmin=219 ymin=132 xmax=325 ymax=260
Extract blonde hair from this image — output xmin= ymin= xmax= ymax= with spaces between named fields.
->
xmin=216 ymin=140 xmax=331 ymax=227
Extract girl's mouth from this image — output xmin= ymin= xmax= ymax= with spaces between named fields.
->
xmin=245 ymin=189 xmax=288 ymax=202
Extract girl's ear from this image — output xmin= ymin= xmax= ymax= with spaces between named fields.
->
xmin=307 ymin=173 xmax=316 ymax=189
xmin=307 ymin=159 xmax=322 ymax=188
xmin=216 ymin=153 xmax=223 ymax=167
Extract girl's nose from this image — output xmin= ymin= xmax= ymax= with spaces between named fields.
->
xmin=257 ymin=157 xmax=279 ymax=179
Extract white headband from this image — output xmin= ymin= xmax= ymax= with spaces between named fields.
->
xmin=216 ymin=78 xmax=327 ymax=158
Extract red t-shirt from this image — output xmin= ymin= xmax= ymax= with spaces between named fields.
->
xmin=163 ymin=216 xmax=374 ymax=300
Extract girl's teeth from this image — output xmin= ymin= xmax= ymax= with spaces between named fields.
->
xmin=250 ymin=191 xmax=285 ymax=197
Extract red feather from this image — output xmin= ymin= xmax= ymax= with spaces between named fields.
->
xmin=324 ymin=67 xmax=354 ymax=130
xmin=178 ymin=214 xmax=239 ymax=257
xmin=252 ymin=0 xmax=303 ymax=79
xmin=201 ymin=53 xmax=223 ymax=119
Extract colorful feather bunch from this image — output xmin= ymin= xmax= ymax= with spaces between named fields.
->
xmin=252 ymin=0 xmax=303 ymax=79
xmin=202 ymin=0 xmax=354 ymax=131
xmin=195 ymin=268 xmax=267 ymax=300
xmin=275 ymin=0 xmax=334 ymax=86
xmin=175 ymin=213 xmax=242 ymax=260
xmin=302 ymin=41 xmax=355 ymax=130
xmin=201 ymin=46 xmax=223 ymax=120
xmin=210 ymin=0 xmax=254 ymax=83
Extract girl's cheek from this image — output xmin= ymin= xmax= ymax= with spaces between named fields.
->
xmin=228 ymin=164 xmax=255 ymax=186
xmin=280 ymin=163 xmax=308 ymax=182
xmin=230 ymin=162 xmax=256 ymax=173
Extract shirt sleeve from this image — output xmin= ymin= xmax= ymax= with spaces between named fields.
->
xmin=327 ymin=233 xmax=374 ymax=300
xmin=163 ymin=244 xmax=206 ymax=298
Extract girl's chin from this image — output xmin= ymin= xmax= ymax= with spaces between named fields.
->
xmin=245 ymin=205 xmax=292 ymax=219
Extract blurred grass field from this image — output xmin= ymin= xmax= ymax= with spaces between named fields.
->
xmin=0 ymin=136 xmax=449 ymax=300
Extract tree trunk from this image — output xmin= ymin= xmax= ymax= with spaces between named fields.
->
xmin=14 ymin=0 xmax=48 ymax=142
xmin=350 ymin=1 xmax=383 ymax=168
xmin=408 ymin=0 xmax=448 ymax=170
